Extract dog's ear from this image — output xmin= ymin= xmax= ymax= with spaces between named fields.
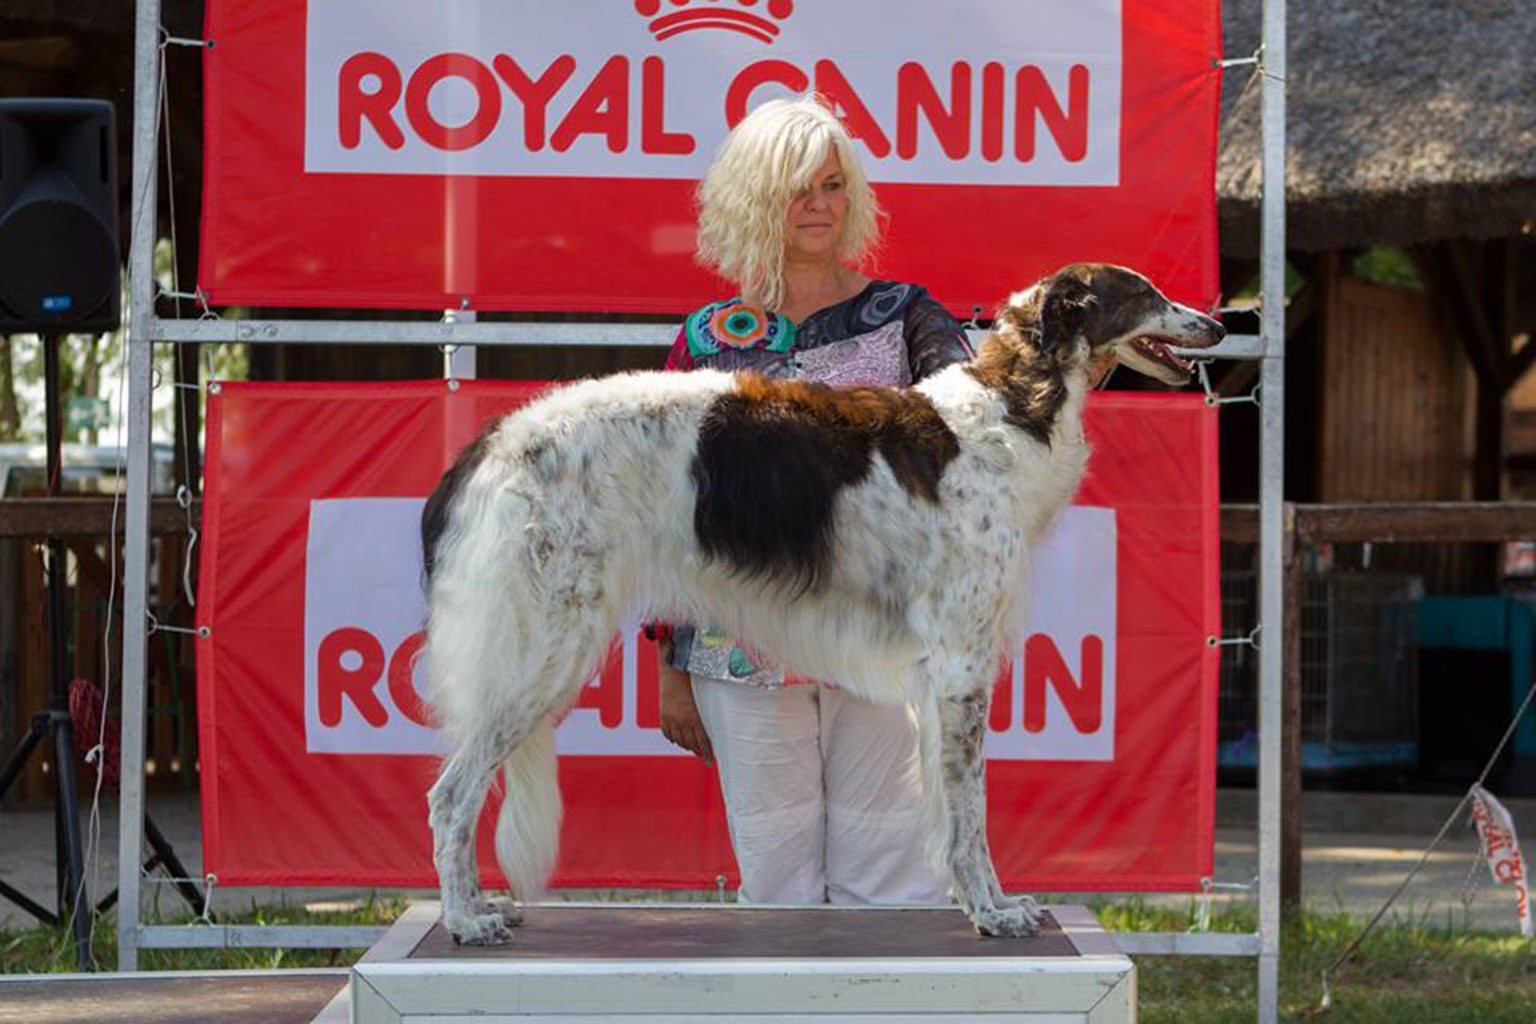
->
xmin=1039 ymin=273 xmax=1096 ymax=351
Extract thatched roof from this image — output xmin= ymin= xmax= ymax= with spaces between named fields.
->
xmin=1219 ymin=0 xmax=1536 ymax=253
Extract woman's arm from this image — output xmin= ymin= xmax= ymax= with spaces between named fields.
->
xmin=904 ymin=289 xmax=974 ymax=382
xmin=658 ymin=647 xmax=713 ymax=762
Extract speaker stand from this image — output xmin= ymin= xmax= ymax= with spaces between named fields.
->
xmin=0 ymin=334 xmax=91 ymax=969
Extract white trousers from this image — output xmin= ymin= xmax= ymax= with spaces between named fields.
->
xmin=690 ymin=676 xmax=949 ymax=905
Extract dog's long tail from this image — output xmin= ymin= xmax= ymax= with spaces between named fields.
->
xmin=917 ymin=691 xmax=951 ymax=880
xmin=493 ymin=715 xmax=562 ymax=903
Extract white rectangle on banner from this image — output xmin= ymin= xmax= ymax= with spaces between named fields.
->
xmin=987 ymin=506 xmax=1118 ymax=762
xmin=303 ymin=498 xmax=1116 ymax=760
xmin=304 ymin=0 xmax=1122 ymax=186
xmin=304 ymin=498 xmax=445 ymax=755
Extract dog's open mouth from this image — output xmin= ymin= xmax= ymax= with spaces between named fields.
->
xmin=1131 ymin=336 xmax=1193 ymax=380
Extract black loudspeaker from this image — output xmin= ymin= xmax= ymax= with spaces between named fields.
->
xmin=0 ymin=99 xmax=120 ymax=334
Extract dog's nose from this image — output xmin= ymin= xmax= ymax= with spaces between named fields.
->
xmin=1211 ymin=318 xmax=1227 ymax=342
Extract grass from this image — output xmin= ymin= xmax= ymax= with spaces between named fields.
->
xmin=3 ymin=897 xmax=1533 ymax=1021
xmin=1094 ymin=899 xmax=1536 ymax=1023
xmin=0 ymin=893 xmax=405 ymax=974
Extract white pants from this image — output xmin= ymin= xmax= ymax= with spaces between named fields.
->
xmin=690 ymin=676 xmax=949 ymax=905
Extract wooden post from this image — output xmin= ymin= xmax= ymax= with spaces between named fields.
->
xmin=1281 ymin=502 xmax=1303 ymax=916
xmin=16 ymin=544 xmax=48 ymax=806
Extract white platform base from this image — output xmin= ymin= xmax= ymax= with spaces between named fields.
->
xmin=339 ymin=902 xmax=1135 ymax=1023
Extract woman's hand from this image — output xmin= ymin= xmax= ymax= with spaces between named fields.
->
xmin=659 ymin=662 xmax=714 ymax=763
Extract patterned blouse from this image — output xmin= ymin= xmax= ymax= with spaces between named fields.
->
xmin=665 ymin=280 xmax=972 ymax=686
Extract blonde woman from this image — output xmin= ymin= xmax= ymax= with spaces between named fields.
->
xmin=655 ymin=96 xmax=970 ymax=905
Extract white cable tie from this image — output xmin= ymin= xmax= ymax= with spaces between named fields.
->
xmin=158 ymin=284 xmax=217 ymax=320
xmin=159 ymin=26 xmax=214 ymax=49
xmin=1192 ymin=876 xmax=1214 ymax=933
xmin=1208 ymin=626 xmax=1260 ymax=650
xmin=196 ymin=874 xmax=218 ymax=926
xmin=1216 ymin=384 xmax=1262 ymax=408
xmin=176 ymin=484 xmax=193 ymax=510
xmin=146 ymin=610 xmax=208 ymax=638
xmin=1199 ymin=362 xmax=1262 ymax=408
xmin=1214 ymin=43 xmax=1263 ymax=71
xmin=83 ymin=743 xmax=103 ymax=765
xmin=182 ymin=526 xmax=200 ymax=609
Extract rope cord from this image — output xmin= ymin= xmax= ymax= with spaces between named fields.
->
xmin=1318 ymin=676 xmax=1536 ymax=1009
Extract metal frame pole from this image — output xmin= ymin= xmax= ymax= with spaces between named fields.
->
xmin=443 ymin=309 xmax=478 ymax=379
xmin=1256 ymin=0 xmax=1287 ymax=1019
xmin=118 ymin=0 xmax=165 ymax=972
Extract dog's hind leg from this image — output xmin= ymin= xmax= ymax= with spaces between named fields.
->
xmin=428 ymin=722 xmax=527 ymax=945
xmin=938 ymin=689 xmax=1043 ymax=937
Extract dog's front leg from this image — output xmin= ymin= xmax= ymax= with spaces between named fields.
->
xmin=981 ymin=833 xmax=1038 ymax=915
xmin=940 ymin=693 xmax=1042 ymax=937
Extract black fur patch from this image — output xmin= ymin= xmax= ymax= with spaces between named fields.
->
xmin=421 ymin=425 xmax=496 ymax=584
xmin=964 ymin=269 xmax=1097 ymax=446
xmin=965 ymin=337 xmax=1070 ymax=447
xmin=691 ymin=375 xmax=959 ymax=591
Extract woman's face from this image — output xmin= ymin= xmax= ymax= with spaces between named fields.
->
xmin=784 ymin=150 xmax=848 ymax=261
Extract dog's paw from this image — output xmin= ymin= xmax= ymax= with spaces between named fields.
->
xmin=486 ymin=897 xmax=525 ymax=928
xmin=971 ymin=900 xmax=1044 ymax=938
xmin=993 ymin=892 xmax=1042 ymax=916
xmin=446 ymin=910 xmax=516 ymax=946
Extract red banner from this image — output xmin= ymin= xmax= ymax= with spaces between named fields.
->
xmin=198 ymin=0 xmax=1221 ymax=313
xmin=196 ymin=381 xmax=1219 ymax=891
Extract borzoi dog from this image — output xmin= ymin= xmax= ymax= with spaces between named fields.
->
xmin=422 ymin=263 xmax=1224 ymax=944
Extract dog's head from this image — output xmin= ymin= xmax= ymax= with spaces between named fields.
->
xmin=999 ymin=264 xmax=1225 ymax=386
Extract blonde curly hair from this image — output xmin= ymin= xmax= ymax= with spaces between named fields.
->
xmin=695 ymin=95 xmax=882 ymax=311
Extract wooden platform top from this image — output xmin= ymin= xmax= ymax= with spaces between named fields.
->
xmin=408 ymin=905 xmax=1079 ymax=962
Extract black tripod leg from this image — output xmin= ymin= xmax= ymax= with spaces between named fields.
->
xmin=0 ymin=719 xmax=55 ymax=926
xmin=0 ymin=717 xmax=47 ymax=799
xmin=143 ymin=815 xmax=208 ymax=918
xmin=0 ymin=879 xmax=57 ymax=925
xmin=48 ymin=709 xmax=92 ymax=970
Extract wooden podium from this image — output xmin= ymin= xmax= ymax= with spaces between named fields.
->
xmin=330 ymin=902 xmax=1136 ymax=1022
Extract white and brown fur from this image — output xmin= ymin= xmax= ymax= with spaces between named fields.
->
xmin=422 ymin=264 xmax=1224 ymax=943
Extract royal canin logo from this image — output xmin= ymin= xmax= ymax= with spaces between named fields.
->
xmin=634 ymin=0 xmax=794 ymax=43
xmin=303 ymin=499 xmax=1117 ymax=761
xmin=305 ymin=1 xmax=1123 ymax=188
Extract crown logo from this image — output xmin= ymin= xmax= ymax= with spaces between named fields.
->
xmin=634 ymin=0 xmax=794 ymax=43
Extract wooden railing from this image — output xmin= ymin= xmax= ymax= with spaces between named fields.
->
xmin=1 ymin=497 xmax=200 ymax=806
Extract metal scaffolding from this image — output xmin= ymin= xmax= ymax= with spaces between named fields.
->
xmin=116 ymin=0 xmax=1287 ymax=1019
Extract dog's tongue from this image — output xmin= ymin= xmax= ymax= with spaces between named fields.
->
xmin=1136 ymin=337 xmax=1192 ymax=378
